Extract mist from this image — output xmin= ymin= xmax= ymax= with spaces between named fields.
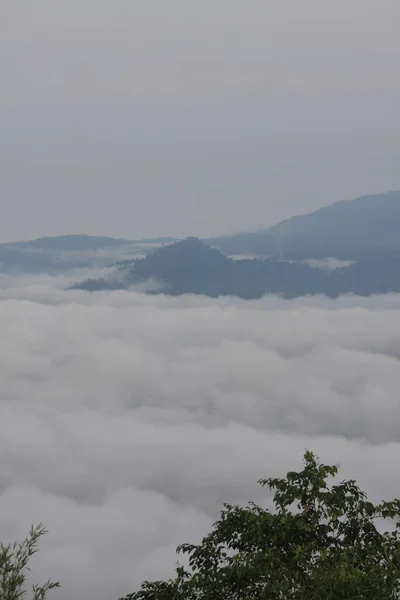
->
xmin=2 ymin=0 xmax=400 ymax=241
xmin=0 ymin=273 xmax=399 ymax=599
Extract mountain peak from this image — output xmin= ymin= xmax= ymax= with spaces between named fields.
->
xmin=210 ymin=191 xmax=400 ymax=259
xmin=137 ymin=237 xmax=230 ymax=268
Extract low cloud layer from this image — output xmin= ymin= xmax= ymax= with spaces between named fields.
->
xmin=1 ymin=276 xmax=400 ymax=599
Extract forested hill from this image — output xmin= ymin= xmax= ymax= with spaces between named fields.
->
xmin=72 ymin=237 xmax=400 ymax=299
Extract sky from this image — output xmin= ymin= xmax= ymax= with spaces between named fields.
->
xmin=1 ymin=0 xmax=400 ymax=242
xmin=1 ymin=272 xmax=400 ymax=599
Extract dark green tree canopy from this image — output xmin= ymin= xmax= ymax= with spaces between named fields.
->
xmin=121 ymin=451 xmax=400 ymax=600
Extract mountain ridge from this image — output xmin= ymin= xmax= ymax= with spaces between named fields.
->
xmin=72 ymin=235 xmax=400 ymax=299
xmin=208 ymin=191 xmax=400 ymax=259
xmin=1 ymin=234 xmax=177 ymax=251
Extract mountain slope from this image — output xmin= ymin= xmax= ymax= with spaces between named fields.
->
xmin=3 ymin=234 xmax=133 ymax=251
xmin=0 ymin=235 xmax=178 ymax=273
xmin=208 ymin=191 xmax=400 ymax=259
xmin=74 ymin=237 xmax=236 ymax=294
xmin=73 ymin=236 xmax=400 ymax=299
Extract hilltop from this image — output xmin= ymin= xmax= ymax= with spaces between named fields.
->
xmin=209 ymin=191 xmax=400 ymax=259
xmin=3 ymin=192 xmax=400 ymax=292
xmin=0 ymin=235 xmax=176 ymax=273
xmin=3 ymin=234 xmax=132 ymax=251
xmin=72 ymin=236 xmax=400 ymax=298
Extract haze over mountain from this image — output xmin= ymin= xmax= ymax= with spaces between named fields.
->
xmin=3 ymin=2 xmax=400 ymax=599
xmin=73 ymin=240 xmax=400 ymax=299
xmin=0 ymin=235 xmax=177 ymax=273
xmin=6 ymin=234 xmax=133 ymax=251
xmin=209 ymin=191 xmax=400 ymax=259
xmin=5 ymin=234 xmax=177 ymax=250
xmin=2 ymin=192 xmax=399 ymax=277
xmin=72 ymin=192 xmax=400 ymax=299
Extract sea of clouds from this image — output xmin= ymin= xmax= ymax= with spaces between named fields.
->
xmin=1 ymin=272 xmax=400 ymax=600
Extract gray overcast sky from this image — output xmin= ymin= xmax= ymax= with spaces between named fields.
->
xmin=1 ymin=0 xmax=400 ymax=242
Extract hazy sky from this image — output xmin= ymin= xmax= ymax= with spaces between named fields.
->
xmin=1 ymin=0 xmax=400 ymax=241
xmin=1 ymin=274 xmax=400 ymax=599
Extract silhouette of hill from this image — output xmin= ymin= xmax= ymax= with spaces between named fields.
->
xmin=73 ymin=238 xmax=234 ymax=294
xmin=4 ymin=234 xmax=132 ymax=251
xmin=0 ymin=235 xmax=177 ymax=273
xmin=209 ymin=191 xmax=400 ymax=259
xmin=73 ymin=236 xmax=400 ymax=298
xmin=4 ymin=192 xmax=400 ymax=293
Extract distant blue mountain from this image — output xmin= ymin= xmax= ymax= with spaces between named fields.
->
xmin=0 ymin=235 xmax=177 ymax=273
xmin=3 ymin=192 xmax=400 ymax=294
xmin=73 ymin=236 xmax=400 ymax=299
xmin=4 ymin=234 xmax=132 ymax=251
xmin=208 ymin=191 xmax=400 ymax=259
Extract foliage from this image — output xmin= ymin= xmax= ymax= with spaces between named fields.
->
xmin=0 ymin=524 xmax=60 ymax=600
xmin=120 ymin=451 xmax=400 ymax=599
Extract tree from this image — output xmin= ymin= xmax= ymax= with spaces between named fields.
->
xmin=0 ymin=523 xmax=60 ymax=600
xmin=120 ymin=451 xmax=400 ymax=599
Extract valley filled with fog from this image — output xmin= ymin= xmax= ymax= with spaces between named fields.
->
xmin=2 ymin=0 xmax=400 ymax=596
xmin=1 ymin=272 xmax=400 ymax=599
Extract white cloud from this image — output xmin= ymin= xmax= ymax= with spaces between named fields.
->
xmin=1 ymin=276 xmax=400 ymax=599
xmin=302 ymin=258 xmax=356 ymax=270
